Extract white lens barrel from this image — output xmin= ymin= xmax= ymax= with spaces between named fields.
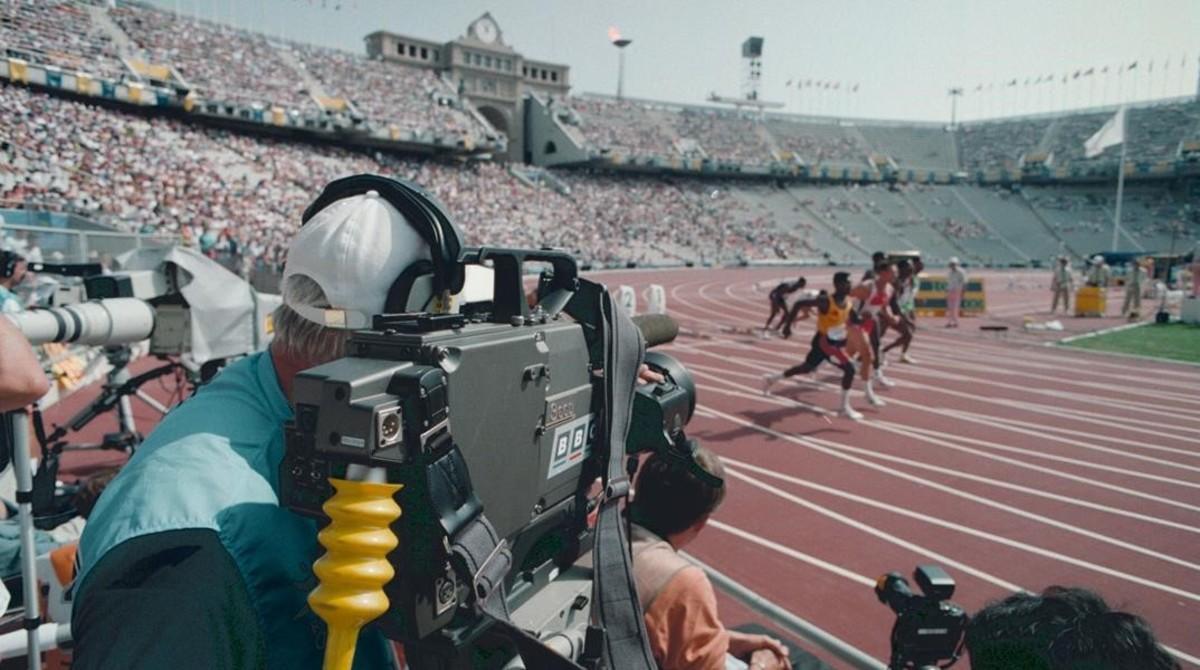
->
xmin=5 ymin=298 xmax=156 ymax=346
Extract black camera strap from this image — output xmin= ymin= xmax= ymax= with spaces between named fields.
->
xmin=583 ymin=287 xmax=657 ymax=670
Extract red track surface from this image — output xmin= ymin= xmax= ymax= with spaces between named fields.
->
xmin=597 ymin=267 xmax=1200 ymax=669
xmin=43 ymin=267 xmax=1199 ymax=668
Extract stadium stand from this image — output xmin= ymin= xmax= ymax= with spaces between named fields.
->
xmin=110 ymin=4 xmax=316 ymax=111
xmin=765 ymin=117 xmax=868 ymax=166
xmin=294 ymin=44 xmax=489 ymax=142
xmin=862 ymin=184 xmax=971 ymax=264
xmin=670 ymin=108 xmax=774 ymax=165
xmin=957 ymin=117 xmax=1052 ymax=171
xmin=0 ymin=0 xmax=126 ymax=80
xmin=1023 ymin=185 xmax=1147 ymax=253
xmin=951 ymin=186 xmax=1066 ymax=260
xmin=2 ymin=0 xmax=1196 ymax=275
xmin=568 ymin=96 xmax=679 ymax=158
xmin=858 ymin=125 xmax=959 ymax=171
xmin=0 ymin=81 xmax=818 ymax=269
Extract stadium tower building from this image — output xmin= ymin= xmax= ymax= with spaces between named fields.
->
xmin=366 ymin=12 xmax=570 ymax=161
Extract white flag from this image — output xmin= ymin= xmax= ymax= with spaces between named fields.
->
xmin=1084 ymin=107 xmax=1125 ymax=158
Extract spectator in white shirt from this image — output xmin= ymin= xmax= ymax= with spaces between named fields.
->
xmin=945 ymin=257 xmax=966 ymax=328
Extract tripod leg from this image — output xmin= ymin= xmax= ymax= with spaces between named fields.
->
xmin=134 ymin=390 xmax=170 ymax=415
xmin=2 ymin=411 xmax=43 ymax=670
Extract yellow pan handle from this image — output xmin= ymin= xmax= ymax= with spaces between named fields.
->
xmin=308 ymin=477 xmax=403 ymax=670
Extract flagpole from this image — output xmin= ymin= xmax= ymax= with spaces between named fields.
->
xmin=1111 ymin=108 xmax=1128 ymax=252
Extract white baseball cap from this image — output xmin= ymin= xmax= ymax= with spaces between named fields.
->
xmin=1091 ymin=255 xmax=1104 ymax=264
xmin=948 ymin=257 xmax=959 ymax=265
xmin=282 ymin=190 xmax=431 ymax=329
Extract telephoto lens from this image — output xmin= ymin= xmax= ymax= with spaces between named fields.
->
xmin=5 ymin=298 xmax=156 ymax=346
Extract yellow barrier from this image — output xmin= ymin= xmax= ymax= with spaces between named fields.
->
xmin=8 ymin=58 xmax=28 ymax=83
xmin=315 ymin=96 xmax=347 ymax=112
xmin=76 ymin=72 xmax=92 ymax=95
xmin=1074 ymin=286 xmax=1106 ymax=317
xmin=127 ymin=59 xmax=173 ymax=81
xmin=914 ymin=275 xmax=987 ymax=317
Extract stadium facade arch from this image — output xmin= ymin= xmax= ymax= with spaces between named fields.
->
xmin=366 ymin=12 xmax=570 ymax=160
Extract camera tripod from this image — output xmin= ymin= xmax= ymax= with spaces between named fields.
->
xmin=27 ymin=346 xmax=193 ymax=528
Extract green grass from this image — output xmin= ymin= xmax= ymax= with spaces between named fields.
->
xmin=1062 ymin=322 xmax=1200 ymax=364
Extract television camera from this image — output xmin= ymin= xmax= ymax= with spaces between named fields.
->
xmin=278 ymin=240 xmax=694 ymax=670
xmin=4 ymin=246 xmax=279 ymax=524
xmin=876 ymin=565 xmax=968 ymax=669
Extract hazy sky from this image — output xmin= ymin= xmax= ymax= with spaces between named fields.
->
xmin=147 ymin=0 xmax=1200 ymax=123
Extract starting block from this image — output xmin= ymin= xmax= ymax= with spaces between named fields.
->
xmin=647 ymin=284 xmax=667 ymax=315
xmin=1075 ymin=286 xmax=1106 ymax=317
xmin=616 ymin=285 xmax=637 ymax=316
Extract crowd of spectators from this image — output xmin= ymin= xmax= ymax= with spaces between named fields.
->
xmin=109 ymin=4 xmax=315 ymax=111
xmin=765 ymin=118 xmax=868 ymax=166
xmin=8 ymin=2 xmax=1200 ymax=173
xmin=1125 ymin=102 xmax=1200 ymax=163
xmin=1 ymin=83 xmax=810 ymax=275
xmin=957 ymin=118 xmax=1051 ymax=171
xmin=670 ymin=109 xmax=775 ymax=165
xmin=0 ymin=0 xmax=125 ymax=79
xmin=568 ymin=97 xmax=678 ymax=158
xmin=294 ymin=45 xmax=486 ymax=142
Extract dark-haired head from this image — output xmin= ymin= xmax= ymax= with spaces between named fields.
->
xmin=966 ymin=586 xmax=1179 ymax=670
xmin=629 ymin=445 xmax=726 ymax=540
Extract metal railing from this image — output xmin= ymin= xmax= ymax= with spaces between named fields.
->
xmin=685 ymin=553 xmax=887 ymax=670
xmin=0 ymin=216 xmax=176 ymax=264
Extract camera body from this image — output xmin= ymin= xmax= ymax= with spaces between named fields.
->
xmin=282 ymin=311 xmax=598 ymax=642
xmin=279 ymin=248 xmax=695 ymax=661
xmin=876 ymin=565 xmax=968 ymax=669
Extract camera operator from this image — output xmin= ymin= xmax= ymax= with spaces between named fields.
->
xmin=629 ymin=445 xmax=791 ymax=670
xmin=965 ymin=586 xmax=1179 ymax=670
xmin=0 ymin=249 xmax=30 ymax=314
xmin=70 ymin=181 xmax=436 ymax=669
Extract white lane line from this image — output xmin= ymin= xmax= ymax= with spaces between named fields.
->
xmin=710 ymin=483 xmax=1024 ymax=595
xmin=692 ymin=333 xmax=1200 ymax=452
xmin=688 ymin=375 xmax=1200 ymax=514
xmin=681 ymin=282 xmax=1200 ymax=669
xmin=723 ymin=464 xmax=1200 ymax=603
xmin=707 ymin=405 xmax=1200 ymax=534
xmin=717 ymin=279 xmax=1200 ymax=382
xmin=880 ymin=358 xmax=1200 ymax=425
xmin=924 ymin=349 xmax=1200 ymax=408
xmin=749 ymin=330 xmax=1200 ymax=452
xmin=709 ymin=420 xmax=1200 ymax=571
xmin=706 ymin=520 xmax=877 ymax=587
xmin=677 ymin=344 xmax=1200 ymax=475
xmin=705 ymin=511 xmax=1195 ymax=667
xmin=705 ymin=285 xmax=1200 ymax=396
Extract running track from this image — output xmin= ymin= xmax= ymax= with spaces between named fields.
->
xmin=596 ymin=267 xmax=1200 ymax=668
xmin=45 ymin=267 xmax=1199 ymax=668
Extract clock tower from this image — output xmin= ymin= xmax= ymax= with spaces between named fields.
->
xmin=365 ymin=12 xmax=571 ymax=161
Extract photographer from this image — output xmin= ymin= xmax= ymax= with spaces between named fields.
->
xmin=629 ymin=445 xmax=790 ymax=670
xmin=966 ymin=586 xmax=1179 ymax=670
xmin=1 ymin=249 xmax=30 ymax=314
xmin=71 ymin=181 xmax=432 ymax=669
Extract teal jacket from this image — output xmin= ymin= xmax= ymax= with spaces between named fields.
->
xmin=77 ymin=351 xmax=392 ymax=669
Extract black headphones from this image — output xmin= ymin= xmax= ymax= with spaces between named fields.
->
xmin=0 ymin=250 xmax=22 ymax=280
xmin=300 ymin=174 xmax=466 ymax=313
